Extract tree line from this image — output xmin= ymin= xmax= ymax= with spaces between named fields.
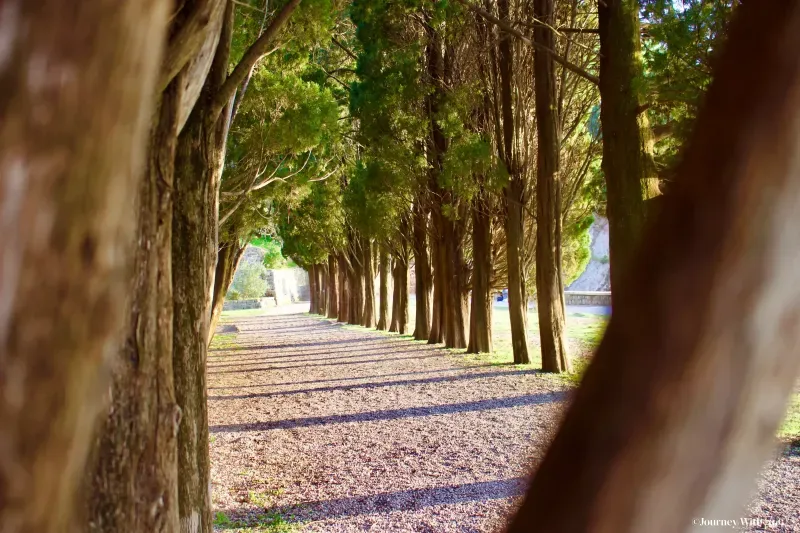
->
xmin=10 ymin=2 xmax=790 ymax=533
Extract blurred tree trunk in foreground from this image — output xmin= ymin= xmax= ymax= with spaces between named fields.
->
xmin=509 ymin=2 xmax=800 ymax=531
xmin=0 ymin=1 xmax=169 ymax=532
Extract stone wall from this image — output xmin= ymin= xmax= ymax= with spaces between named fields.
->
xmin=564 ymin=291 xmax=611 ymax=306
xmin=222 ymin=297 xmax=278 ymax=311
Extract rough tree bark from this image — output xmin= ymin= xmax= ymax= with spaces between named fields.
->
xmin=327 ymin=254 xmax=338 ymax=319
xmin=318 ymin=262 xmax=328 ymax=316
xmin=389 ymin=253 xmax=410 ymax=335
xmin=533 ymin=0 xmax=570 ymax=373
xmin=443 ymin=211 xmax=468 ymax=349
xmin=377 ymin=245 xmax=390 ymax=331
xmin=362 ymin=238 xmax=376 ymax=328
xmin=467 ymin=193 xmax=493 ymax=354
xmin=412 ymin=201 xmax=432 ymax=339
xmin=497 ymin=0 xmax=529 ymax=364
xmin=87 ymin=81 xmax=183 ymax=533
xmin=171 ymin=4 xmax=233 ymax=532
xmin=508 ymin=3 xmax=800 ymax=530
xmin=427 ymin=210 xmax=446 ymax=344
xmin=599 ymin=0 xmax=660 ymax=300
xmin=0 ymin=2 xmax=169 ymax=532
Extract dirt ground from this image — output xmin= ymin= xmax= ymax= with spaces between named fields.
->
xmin=209 ymin=305 xmax=800 ymax=532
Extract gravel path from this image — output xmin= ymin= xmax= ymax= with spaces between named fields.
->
xmin=209 ymin=306 xmax=799 ymax=532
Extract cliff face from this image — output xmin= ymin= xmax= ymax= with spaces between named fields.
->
xmin=568 ymin=215 xmax=611 ymax=291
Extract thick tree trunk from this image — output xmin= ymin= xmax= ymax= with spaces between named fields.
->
xmin=377 ymin=246 xmax=390 ymax=330
xmin=327 ymin=255 xmax=338 ymax=318
xmin=87 ymin=81 xmax=182 ymax=533
xmin=498 ymin=0 xmax=530 ymax=364
xmin=208 ymin=236 xmax=245 ymax=341
xmin=362 ymin=239 xmax=376 ymax=328
xmin=509 ymin=4 xmax=800 ymax=529
xmin=171 ymin=5 xmax=232 ymax=532
xmin=412 ymin=201 xmax=432 ymax=339
xmin=599 ymin=0 xmax=661 ymax=300
xmin=0 ymin=2 xmax=169 ymax=532
xmin=442 ymin=212 xmax=468 ymax=349
xmin=396 ymin=257 xmax=409 ymax=335
xmin=467 ymin=194 xmax=493 ymax=354
xmin=337 ymin=254 xmax=349 ymax=323
xmin=533 ymin=0 xmax=570 ymax=373
xmin=347 ymin=243 xmax=364 ymax=325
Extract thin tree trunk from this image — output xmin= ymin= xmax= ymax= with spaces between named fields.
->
xmin=412 ymin=201 xmax=432 ymax=339
xmin=428 ymin=212 xmax=446 ymax=344
xmin=534 ymin=0 xmax=570 ymax=373
xmin=468 ymin=194 xmax=493 ymax=354
xmin=377 ymin=246 xmax=390 ymax=330
xmin=397 ymin=257 xmax=409 ymax=335
xmin=0 ymin=2 xmax=169 ymax=532
xmin=337 ymin=254 xmax=349 ymax=322
xmin=88 ymin=80 xmax=182 ymax=533
xmin=362 ymin=239 xmax=376 ymax=328
xmin=389 ymin=257 xmax=400 ymax=333
xmin=599 ymin=0 xmax=660 ymax=301
xmin=509 ymin=4 xmax=800 ymax=529
xmin=327 ymin=255 xmax=338 ymax=318
xmin=319 ymin=262 xmax=328 ymax=316
xmin=208 ymin=236 xmax=245 ymax=341
xmin=498 ymin=0 xmax=529 ymax=364
xmin=171 ymin=4 xmax=233 ymax=532
xmin=308 ymin=264 xmax=318 ymax=314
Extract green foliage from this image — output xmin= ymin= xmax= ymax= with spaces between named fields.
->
xmin=251 ymin=236 xmax=295 ymax=269
xmin=230 ymin=262 xmax=269 ymax=299
xmin=562 ymin=216 xmax=593 ymax=286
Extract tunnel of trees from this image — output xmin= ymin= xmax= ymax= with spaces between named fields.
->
xmin=5 ymin=1 xmax=800 ymax=533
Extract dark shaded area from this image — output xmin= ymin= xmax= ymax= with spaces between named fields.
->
xmin=210 ymin=392 xmax=562 ymax=432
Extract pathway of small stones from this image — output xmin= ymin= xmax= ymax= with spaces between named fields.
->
xmin=209 ymin=305 xmax=799 ymax=532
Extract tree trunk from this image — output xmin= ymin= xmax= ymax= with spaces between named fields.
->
xmin=427 ymin=211 xmax=447 ymax=344
xmin=347 ymin=242 xmax=364 ymax=325
xmin=498 ymin=0 xmax=530 ymax=364
xmin=443 ymin=212 xmax=468 ymax=349
xmin=337 ymin=254 xmax=349 ymax=322
xmin=396 ymin=256 xmax=410 ymax=335
xmin=327 ymin=255 xmax=338 ymax=318
xmin=377 ymin=246 xmax=390 ymax=330
xmin=0 ymin=2 xmax=169 ymax=532
xmin=599 ymin=0 xmax=661 ymax=301
xmin=509 ymin=4 xmax=800 ymax=529
xmin=412 ymin=201 xmax=432 ymax=339
xmin=534 ymin=0 xmax=570 ymax=373
xmin=87 ymin=80 xmax=182 ymax=533
xmin=467 ymin=194 xmax=493 ymax=354
xmin=208 ymin=236 xmax=245 ymax=342
xmin=308 ymin=264 xmax=318 ymax=314
xmin=362 ymin=239 xmax=376 ymax=328
xmin=318 ymin=263 xmax=328 ymax=316
xmin=171 ymin=5 xmax=233 ymax=532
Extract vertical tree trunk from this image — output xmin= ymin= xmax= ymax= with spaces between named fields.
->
xmin=362 ymin=239 xmax=376 ymax=328
xmin=389 ymin=257 xmax=400 ymax=333
xmin=412 ymin=201 xmax=432 ymax=339
xmin=337 ymin=254 xmax=349 ymax=323
xmin=498 ymin=0 xmax=530 ymax=364
xmin=308 ymin=264 xmax=318 ymax=314
xmin=377 ymin=246 xmax=390 ymax=330
xmin=509 ymin=4 xmax=800 ymax=529
xmin=327 ymin=255 xmax=338 ymax=318
xmin=208 ymin=236 xmax=245 ymax=341
xmin=171 ymin=5 xmax=233 ymax=532
xmin=467 ymin=194 xmax=493 ymax=354
xmin=396 ymin=256 xmax=410 ymax=335
xmin=427 ymin=213 xmax=447 ymax=344
xmin=443 ymin=213 xmax=468 ymax=349
xmin=0 ymin=2 xmax=169 ymax=532
xmin=599 ymin=0 xmax=661 ymax=300
xmin=318 ymin=263 xmax=328 ymax=316
xmin=88 ymin=81 xmax=182 ymax=533
xmin=534 ymin=0 xmax=570 ymax=373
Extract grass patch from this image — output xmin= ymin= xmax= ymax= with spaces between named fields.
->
xmin=210 ymin=333 xmax=238 ymax=351
xmin=214 ymin=511 xmax=298 ymax=532
xmin=779 ymin=393 xmax=800 ymax=440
